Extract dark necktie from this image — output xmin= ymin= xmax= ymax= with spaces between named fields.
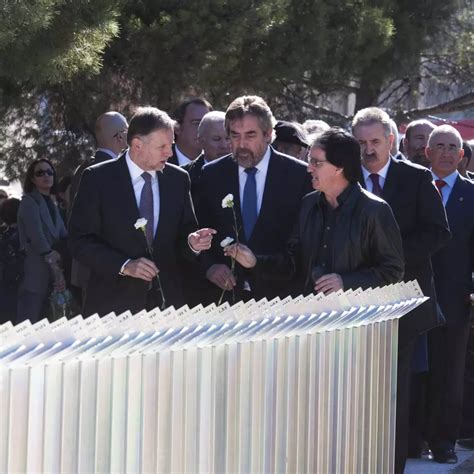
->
xmin=139 ymin=172 xmax=154 ymax=245
xmin=435 ymin=179 xmax=447 ymax=199
xmin=242 ymin=167 xmax=258 ymax=241
xmin=369 ymin=173 xmax=383 ymax=197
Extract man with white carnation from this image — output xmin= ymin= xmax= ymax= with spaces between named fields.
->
xmin=69 ymin=106 xmax=216 ymax=316
xmin=195 ymin=95 xmax=312 ymax=303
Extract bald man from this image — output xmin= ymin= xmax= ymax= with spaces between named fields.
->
xmin=70 ymin=111 xmax=128 ymax=299
xmin=70 ymin=111 xmax=128 ymax=203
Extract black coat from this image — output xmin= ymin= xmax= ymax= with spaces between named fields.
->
xmin=68 ymin=153 xmax=198 ymax=316
xmin=254 ymin=183 xmax=405 ymax=291
xmin=361 ymin=158 xmax=451 ymax=337
xmin=432 ymin=174 xmax=474 ymax=325
xmin=196 ymin=147 xmax=313 ymax=300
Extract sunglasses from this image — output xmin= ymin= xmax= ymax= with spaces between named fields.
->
xmin=34 ymin=169 xmax=54 ymax=177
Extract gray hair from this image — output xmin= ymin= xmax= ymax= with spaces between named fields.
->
xmin=198 ymin=111 xmax=226 ymax=137
xmin=351 ymin=107 xmax=392 ymax=138
xmin=388 ymin=118 xmax=399 ymax=153
xmin=427 ymin=124 xmax=463 ymax=149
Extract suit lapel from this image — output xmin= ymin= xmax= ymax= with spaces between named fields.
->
xmin=116 ymin=154 xmax=141 ymax=230
xmin=155 ymin=169 xmax=170 ymax=244
xmin=381 ymin=158 xmax=401 ymax=203
xmin=446 ymin=175 xmax=464 ymax=213
xmin=248 ymin=150 xmax=278 ymax=244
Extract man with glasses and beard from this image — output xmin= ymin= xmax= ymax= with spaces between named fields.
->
xmin=195 ymin=95 xmax=312 ymax=303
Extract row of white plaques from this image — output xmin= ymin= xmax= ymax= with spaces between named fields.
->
xmin=0 ymin=281 xmax=426 ymax=473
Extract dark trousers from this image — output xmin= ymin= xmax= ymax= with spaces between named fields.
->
xmin=395 ymin=331 xmax=418 ymax=474
xmin=17 ymin=288 xmax=48 ymax=324
xmin=426 ymin=320 xmax=472 ymax=450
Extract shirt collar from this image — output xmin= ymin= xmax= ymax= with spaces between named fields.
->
xmin=431 ymin=169 xmax=458 ymax=188
xmin=238 ymin=145 xmax=271 ymax=175
xmin=125 ymin=151 xmax=156 ymax=183
xmin=175 ymin=145 xmax=192 ymax=165
xmin=97 ymin=147 xmax=117 ymax=160
xmin=361 ymin=157 xmax=391 ymax=180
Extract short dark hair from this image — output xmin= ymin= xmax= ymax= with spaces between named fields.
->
xmin=312 ymin=128 xmax=362 ymax=183
xmin=127 ymin=106 xmax=175 ymax=146
xmin=0 ymin=197 xmax=20 ymax=225
xmin=23 ymin=159 xmax=58 ymax=194
xmin=173 ymin=97 xmax=213 ymax=125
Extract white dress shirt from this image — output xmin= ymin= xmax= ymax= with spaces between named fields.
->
xmin=431 ymin=170 xmax=458 ymax=207
xmin=238 ymin=146 xmax=271 ymax=215
xmin=362 ymin=158 xmax=391 ymax=193
xmin=125 ymin=151 xmax=160 ymax=235
xmin=175 ymin=145 xmax=193 ymax=166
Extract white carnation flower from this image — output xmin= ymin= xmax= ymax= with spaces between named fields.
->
xmin=220 ymin=236 xmax=235 ymax=248
xmin=134 ymin=217 xmax=148 ymax=230
xmin=221 ymin=193 xmax=234 ymax=208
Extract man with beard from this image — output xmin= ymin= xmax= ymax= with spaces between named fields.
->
xmin=352 ymin=107 xmax=450 ymax=474
xmin=403 ymin=119 xmax=436 ymax=167
xmin=196 ymin=95 xmax=312 ymax=302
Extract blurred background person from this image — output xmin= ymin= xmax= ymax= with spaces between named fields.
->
xmin=403 ymin=119 xmax=436 ymax=168
xmin=273 ymin=120 xmax=309 ymax=162
xmin=0 ymin=197 xmax=21 ymax=324
xmin=16 ymin=159 xmax=67 ymax=323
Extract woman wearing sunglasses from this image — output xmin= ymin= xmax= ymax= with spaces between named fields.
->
xmin=16 ymin=159 xmax=67 ymax=323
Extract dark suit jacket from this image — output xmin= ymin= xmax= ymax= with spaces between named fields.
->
xmin=68 ymin=152 xmax=198 ymax=316
xmin=196 ymin=147 xmax=313 ymax=300
xmin=168 ymin=144 xmax=180 ymax=166
xmin=431 ymin=174 xmax=474 ymax=325
xmin=255 ymin=183 xmax=404 ymax=291
xmin=70 ymin=149 xmax=114 ymax=207
xmin=182 ymin=153 xmax=206 ymax=201
xmin=361 ymin=158 xmax=451 ymax=336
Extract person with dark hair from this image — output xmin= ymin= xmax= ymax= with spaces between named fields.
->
xmin=196 ymin=95 xmax=312 ymax=303
xmin=273 ymin=121 xmax=309 ymax=162
xmin=223 ymin=128 xmax=404 ymax=295
xmin=16 ymin=159 xmax=67 ymax=323
xmin=458 ymin=141 xmax=473 ymax=179
xmin=169 ymin=97 xmax=213 ymax=166
xmin=69 ymin=106 xmax=216 ymax=317
xmin=0 ymin=197 xmax=21 ymax=324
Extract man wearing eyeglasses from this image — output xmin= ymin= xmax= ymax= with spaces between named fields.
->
xmin=424 ymin=125 xmax=474 ymax=464
xmin=352 ymin=107 xmax=450 ymax=474
xmin=223 ymin=128 xmax=404 ymax=296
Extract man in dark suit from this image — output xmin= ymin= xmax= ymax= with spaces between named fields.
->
xmin=69 ymin=111 xmax=129 ymax=303
xmin=196 ymin=95 xmax=313 ymax=303
xmin=352 ymin=107 xmax=451 ymax=474
xmin=69 ymin=107 xmax=215 ymax=317
xmin=424 ymin=125 xmax=474 ymax=463
xmin=70 ymin=111 xmax=129 ymax=203
xmin=183 ymin=110 xmax=230 ymax=197
xmin=168 ymin=97 xmax=213 ymax=166
xmin=180 ymin=111 xmax=230 ymax=306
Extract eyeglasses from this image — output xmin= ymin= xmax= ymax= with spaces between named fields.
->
xmin=308 ymin=158 xmax=329 ymax=168
xmin=113 ymin=129 xmax=128 ymax=139
xmin=34 ymin=170 xmax=54 ymax=177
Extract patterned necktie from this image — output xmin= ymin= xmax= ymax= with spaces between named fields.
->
xmin=435 ymin=179 xmax=447 ymax=198
xmin=242 ymin=167 xmax=258 ymax=241
xmin=369 ymin=173 xmax=383 ymax=197
xmin=139 ymin=172 xmax=154 ymax=245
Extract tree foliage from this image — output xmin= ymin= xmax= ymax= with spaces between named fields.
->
xmin=0 ymin=0 xmax=472 ymax=179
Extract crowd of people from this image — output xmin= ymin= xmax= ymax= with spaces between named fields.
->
xmin=0 ymin=94 xmax=473 ymax=473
